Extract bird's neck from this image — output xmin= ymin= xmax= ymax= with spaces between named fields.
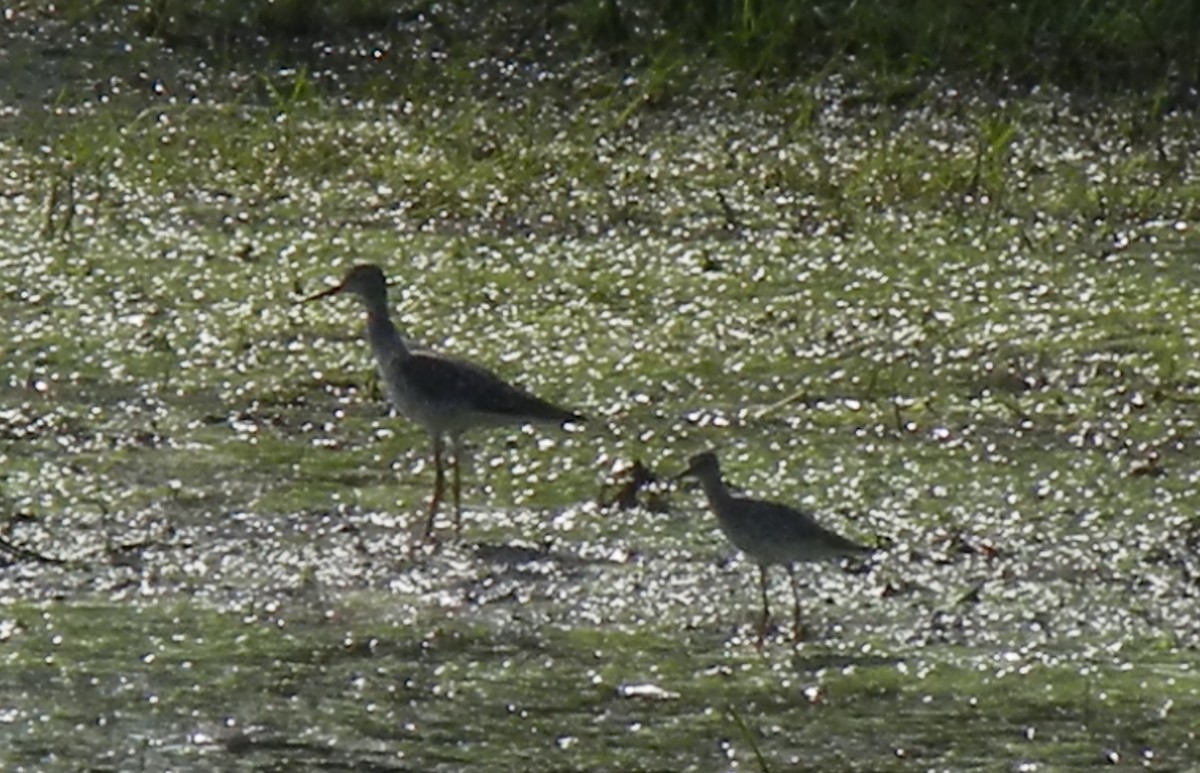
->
xmin=697 ymin=474 xmax=733 ymax=508
xmin=366 ymin=309 xmax=411 ymax=361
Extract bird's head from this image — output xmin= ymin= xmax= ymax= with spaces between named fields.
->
xmin=675 ymin=451 xmax=722 ymax=482
xmin=304 ymin=264 xmax=388 ymax=304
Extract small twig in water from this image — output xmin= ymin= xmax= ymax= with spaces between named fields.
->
xmin=728 ymin=705 xmax=772 ymax=773
xmin=716 ymin=189 xmax=744 ymax=232
xmin=0 ymin=536 xmax=67 ymax=566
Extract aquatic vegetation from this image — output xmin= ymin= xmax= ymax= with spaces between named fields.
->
xmin=1 ymin=2 xmax=1200 ymax=770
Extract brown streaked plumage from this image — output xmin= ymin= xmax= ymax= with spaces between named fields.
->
xmin=305 ymin=264 xmax=583 ymax=539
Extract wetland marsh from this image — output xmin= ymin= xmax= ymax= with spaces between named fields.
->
xmin=2 ymin=2 xmax=1200 ymax=770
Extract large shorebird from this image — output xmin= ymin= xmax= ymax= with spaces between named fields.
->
xmin=677 ymin=450 xmax=872 ymax=643
xmin=305 ymin=264 xmax=583 ymax=539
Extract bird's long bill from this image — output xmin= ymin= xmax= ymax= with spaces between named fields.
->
xmin=672 ymin=460 xmax=701 ymax=482
xmin=301 ymin=283 xmax=345 ymax=303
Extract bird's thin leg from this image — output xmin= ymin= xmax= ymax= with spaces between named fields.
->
xmin=757 ymin=564 xmax=771 ymax=648
xmin=424 ymin=434 xmax=446 ymax=540
xmin=786 ymin=563 xmax=805 ymax=642
xmin=451 ymin=433 xmax=464 ymax=539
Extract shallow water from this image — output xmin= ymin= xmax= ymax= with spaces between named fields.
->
xmin=3 ymin=4 xmax=1200 ymax=771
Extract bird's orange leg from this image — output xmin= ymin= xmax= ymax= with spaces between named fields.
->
xmin=786 ymin=564 xmax=805 ymax=642
xmin=451 ymin=434 xmax=464 ymax=539
xmin=424 ymin=435 xmax=445 ymax=540
xmin=756 ymin=564 xmax=771 ymax=649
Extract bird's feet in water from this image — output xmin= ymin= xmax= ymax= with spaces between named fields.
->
xmin=397 ymin=524 xmax=444 ymax=559
xmin=755 ymin=617 xmax=782 ymax=650
xmin=752 ymin=620 xmax=811 ymax=648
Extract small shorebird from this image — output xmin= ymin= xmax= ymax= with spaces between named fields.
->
xmin=677 ymin=450 xmax=872 ymax=643
xmin=305 ymin=264 xmax=584 ymax=539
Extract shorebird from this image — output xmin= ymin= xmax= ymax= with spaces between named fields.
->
xmin=677 ymin=450 xmax=872 ymax=643
xmin=305 ymin=264 xmax=584 ymax=539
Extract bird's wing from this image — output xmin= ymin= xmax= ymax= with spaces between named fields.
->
xmin=404 ymin=350 xmax=582 ymax=423
xmin=742 ymin=497 xmax=870 ymax=556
